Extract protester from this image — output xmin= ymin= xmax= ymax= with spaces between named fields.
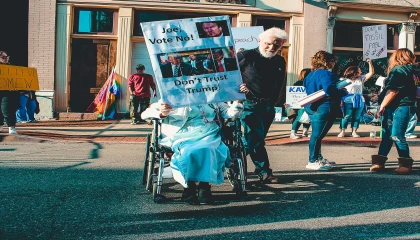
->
xmin=0 ymin=51 xmax=19 ymax=134
xmin=338 ymin=59 xmax=374 ymax=138
xmin=304 ymin=51 xmax=348 ymax=171
xmin=237 ymin=27 xmax=287 ymax=183
xmin=128 ymin=64 xmax=156 ymax=124
xmin=289 ymin=68 xmax=312 ymax=139
xmin=16 ymin=91 xmax=38 ymax=123
xmin=371 ymin=48 xmax=419 ymax=175
xmin=141 ymin=84 xmax=248 ymax=205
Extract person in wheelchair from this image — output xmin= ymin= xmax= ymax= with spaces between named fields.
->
xmin=141 ymin=84 xmax=248 ymax=205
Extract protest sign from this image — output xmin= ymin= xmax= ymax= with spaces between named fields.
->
xmin=285 ymin=86 xmax=306 ymax=109
xmin=141 ymin=16 xmax=245 ymax=108
xmin=231 ymin=26 xmax=264 ymax=50
xmin=362 ymin=24 xmax=387 ymax=61
xmin=0 ymin=64 xmax=39 ymax=90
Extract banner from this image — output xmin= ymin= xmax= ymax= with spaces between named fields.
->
xmin=231 ymin=26 xmax=264 ymax=51
xmin=0 ymin=64 xmax=39 ymax=90
xmin=285 ymin=86 xmax=307 ymax=109
xmin=362 ymin=24 xmax=387 ymax=61
xmin=141 ymin=15 xmax=245 ymax=108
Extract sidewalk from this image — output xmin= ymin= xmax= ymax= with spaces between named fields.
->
xmin=1 ymin=119 xmax=420 ymax=146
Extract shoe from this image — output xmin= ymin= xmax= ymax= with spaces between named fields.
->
xmin=137 ymin=119 xmax=147 ymax=123
xmin=130 ymin=121 xmax=139 ymax=125
xmin=306 ymin=161 xmax=332 ymax=171
xmin=198 ymin=183 xmax=214 ymax=205
xmin=29 ymin=120 xmax=39 ymax=123
xmin=337 ymin=132 xmax=345 ymax=137
xmin=352 ymin=132 xmax=360 ymax=138
xmin=321 ymin=158 xmax=336 ymax=166
xmin=406 ymin=135 xmax=417 ymax=139
xmin=258 ymin=172 xmax=280 ymax=184
xmin=302 ymin=132 xmax=309 ymax=137
xmin=290 ymin=133 xmax=300 ymax=139
xmin=8 ymin=127 xmax=17 ymax=135
xmin=370 ymin=155 xmax=387 ymax=172
xmin=181 ymin=186 xmax=199 ymax=205
xmin=17 ymin=121 xmax=27 ymax=124
xmin=393 ymin=157 xmax=413 ymax=175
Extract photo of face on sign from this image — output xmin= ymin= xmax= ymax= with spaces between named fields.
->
xmin=196 ymin=20 xmax=230 ymax=38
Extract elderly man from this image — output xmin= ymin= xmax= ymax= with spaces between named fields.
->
xmin=160 ymin=53 xmax=194 ymax=78
xmin=237 ymin=27 xmax=288 ymax=184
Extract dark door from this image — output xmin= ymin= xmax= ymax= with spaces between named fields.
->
xmin=70 ymin=38 xmax=117 ymax=112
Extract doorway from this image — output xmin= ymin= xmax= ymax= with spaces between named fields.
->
xmin=70 ymin=38 xmax=117 ymax=112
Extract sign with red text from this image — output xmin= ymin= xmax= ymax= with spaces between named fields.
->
xmin=362 ymin=24 xmax=387 ymax=61
xmin=141 ymin=15 xmax=245 ymax=108
xmin=231 ymin=26 xmax=264 ymax=50
xmin=0 ymin=65 xmax=39 ymax=90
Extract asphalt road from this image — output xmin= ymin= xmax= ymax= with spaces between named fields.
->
xmin=1 ymin=142 xmax=419 ymax=239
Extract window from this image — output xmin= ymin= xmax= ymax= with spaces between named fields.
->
xmin=133 ymin=11 xmax=233 ymax=36
xmin=253 ymin=17 xmax=286 ymax=31
xmin=74 ymin=8 xmax=117 ymax=34
xmin=334 ymin=21 xmax=398 ymax=49
xmin=415 ymin=26 xmax=420 ymax=53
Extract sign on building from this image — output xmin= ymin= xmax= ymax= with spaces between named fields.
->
xmin=0 ymin=65 xmax=39 ymax=90
xmin=141 ymin=15 xmax=245 ymax=108
xmin=362 ymin=24 xmax=387 ymax=60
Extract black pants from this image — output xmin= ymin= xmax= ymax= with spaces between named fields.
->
xmin=0 ymin=91 xmax=19 ymax=127
xmin=130 ymin=96 xmax=150 ymax=121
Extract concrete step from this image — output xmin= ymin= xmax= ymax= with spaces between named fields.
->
xmin=57 ymin=112 xmax=99 ymax=120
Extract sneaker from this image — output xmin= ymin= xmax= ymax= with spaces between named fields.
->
xmin=8 ymin=127 xmax=17 ymax=135
xmin=302 ymin=132 xmax=309 ymax=137
xmin=406 ymin=135 xmax=417 ymax=139
xmin=130 ymin=121 xmax=139 ymax=125
xmin=337 ymin=132 xmax=345 ymax=138
xmin=306 ymin=161 xmax=332 ymax=171
xmin=290 ymin=133 xmax=300 ymax=139
xmin=321 ymin=158 xmax=336 ymax=166
xmin=351 ymin=132 xmax=360 ymax=138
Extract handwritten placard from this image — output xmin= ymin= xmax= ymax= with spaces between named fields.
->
xmin=0 ymin=65 xmax=39 ymax=90
xmin=231 ymin=26 xmax=264 ymax=50
xmin=362 ymin=24 xmax=387 ymax=60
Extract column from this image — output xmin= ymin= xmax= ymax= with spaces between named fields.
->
xmin=326 ymin=5 xmax=337 ymax=54
xmin=399 ymin=22 xmax=416 ymax=52
xmin=237 ymin=13 xmax=251 ymax=27
xmin=54 ymin=5 xmax=71 ymax=113
xmin=115 ymin=7 xmax=133 ymax=113
xmin=286 ymin=16 xmax=304 ymax=86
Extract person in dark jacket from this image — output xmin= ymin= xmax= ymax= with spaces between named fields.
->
xmin=370 ymin=48 xmax=419 ymax=175
xmin=237 ymin=27 xmax=287 ymax=184
xmin=303 ymin=51 xmax=347 ymax=171
xmin=0 ymin=50 xmax=19 ymax=134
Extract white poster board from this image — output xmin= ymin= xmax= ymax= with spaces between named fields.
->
xmin=231 ymin=26 xmax=264 ymax=51
xmin=362 ymin=24 xmax=387 ymax=60
xmin=285 ymin=86 xmax=307 ymax=109
xmin=141 ymin=16 xmax=245 ymax=108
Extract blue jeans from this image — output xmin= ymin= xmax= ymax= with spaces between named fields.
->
xmin=340 ymin=102 xmax=364 ymax=130
xmin=378 ymin=106 xmax=415 ymax=158
xmin=27 ymin=99 xmax=37 ymax=121
xmin=292 ymin=108 xmax=311 ymax=132
xmin=405 ymin=113 xmax=417 ymax=137
xmin=16 ymin=94 xmax=29 ymax=122
xmin=240 ymin=100 xmax=275 ymax=175
xmin=306 ymin=106 xmax=337 ymax=163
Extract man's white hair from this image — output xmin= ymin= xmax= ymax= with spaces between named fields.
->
xmin=258 ymin=27 xmax=288 ymax=40
xmin=168 ymin=53 xmax=181 ymax=58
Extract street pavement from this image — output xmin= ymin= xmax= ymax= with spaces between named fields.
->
xmin=0 ymin=141 xmax=419 ymax=239
xmin=2 ymin=119 xmax=420 ymax=147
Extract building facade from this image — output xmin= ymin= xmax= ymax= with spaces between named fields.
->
xmin=28 ymin=0 xmax=305 ymax=118
xmin=26 ymin=0 xmax=420 ymax=118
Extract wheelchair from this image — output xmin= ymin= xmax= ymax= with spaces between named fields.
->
xmin=142 ymin=117 xmax=247 ymax=203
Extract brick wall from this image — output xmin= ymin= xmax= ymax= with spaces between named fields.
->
xmin=28 ymin=0 xmax=56 ymax=90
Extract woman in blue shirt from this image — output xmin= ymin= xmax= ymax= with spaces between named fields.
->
xmin=303 ymin=51 xmax=348 ymax=171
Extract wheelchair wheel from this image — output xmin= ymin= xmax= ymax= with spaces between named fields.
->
xmin=227 ymin=157 xmax=247 ymax=197
xmin=142 ymin=134 xmax=151 ymax=185
xmin=145 ymin=150 xmax=156 ymax=192
xmin=152 ymin=157 xmax=167 ymax=203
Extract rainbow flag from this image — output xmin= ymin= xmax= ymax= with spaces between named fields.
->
xmin=86 ymin=68 xmax=120 ymax=120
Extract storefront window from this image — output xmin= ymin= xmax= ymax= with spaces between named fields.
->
xmin=334 ymin=21 xmax=398 ymax=49
xmin=133 ymin=11 xmax=233 ymax=36
xmin=74 ymin=8 xmax=117 ymax=34
xmin=415 ymin=25 xmax=420 ymax=54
